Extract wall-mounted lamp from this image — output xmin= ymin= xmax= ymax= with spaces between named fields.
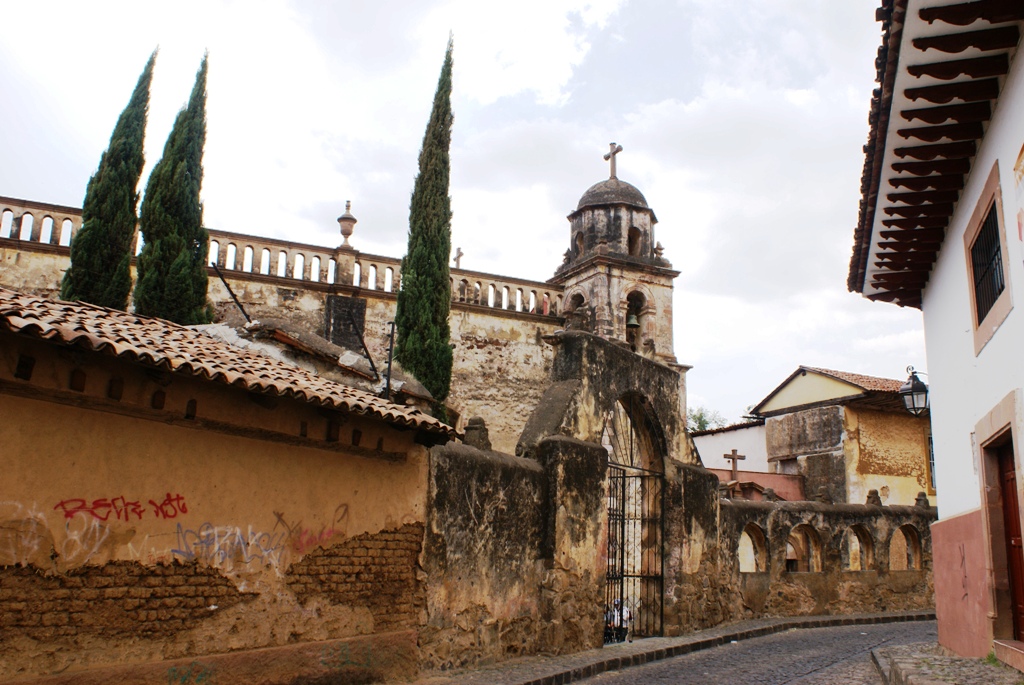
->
xmin=899 ymin=365 xmax=929 ymax=417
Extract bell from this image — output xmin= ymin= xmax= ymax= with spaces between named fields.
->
xmin=626 ymin=314 xmax=640 ymax=329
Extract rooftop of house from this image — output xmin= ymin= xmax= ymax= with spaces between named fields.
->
xmin=847 ymin=0 xmax=1024 ymax=308
xmin=752 ymin=365 xmax=909 ymax=417
xmin=0 ymin=287 xmax=457 ymax=441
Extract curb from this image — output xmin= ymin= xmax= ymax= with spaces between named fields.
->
xmin=432 ymin=611 xmax=936 ymax=685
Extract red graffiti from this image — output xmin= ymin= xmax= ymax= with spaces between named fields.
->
xmin=54 ymin=496 xmax=146 ymax=522
xmin=150 ymin=493 xmax=189 ymax=519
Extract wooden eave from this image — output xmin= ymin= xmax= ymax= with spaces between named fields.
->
xmin=847 ymin=0 xmax=1022 ymax=309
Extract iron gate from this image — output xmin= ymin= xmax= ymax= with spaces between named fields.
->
xmin=604 ymin=464 xmax=664 ymax=642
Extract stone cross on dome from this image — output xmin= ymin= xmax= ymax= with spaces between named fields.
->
xmin=604 ymin=142 xmax=623 ymax=179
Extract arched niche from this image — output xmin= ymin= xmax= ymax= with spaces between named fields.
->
xmin=785 ymin=524 xmax=823 ymax=573
xmin=889 ymin=524 xmax=922 ymax=571
xmin=738 ymin=523 xmax=768 ymax=573
xmin=841 ymin=525 xmax=875 ymax=571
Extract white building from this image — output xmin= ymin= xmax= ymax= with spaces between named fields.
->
xmin=849 ymin=0 xmax=1024 ymax=664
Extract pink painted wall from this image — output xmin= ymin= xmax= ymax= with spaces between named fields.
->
xmin=932 ymin=509 xmax=992 ymax=657
xmin=706 ymin=469 xmax=804 ymax=502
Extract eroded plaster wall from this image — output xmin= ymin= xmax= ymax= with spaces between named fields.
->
xmin=844 ymin=408 xmax=934 ymax=507
xmin=0 ymin=338 xmax=430 ymax=682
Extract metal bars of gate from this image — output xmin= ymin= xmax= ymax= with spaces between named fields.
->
xmin=604 ymin=464 xmax=664 ymax=643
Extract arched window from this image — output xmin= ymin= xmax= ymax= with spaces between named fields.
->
xmin=502 ymin=286 xmax=510 ymax=309
xmin=384 ymin=267 xmax=394 ymax=292
xmin=40 ymin=217 xmax=54 ymax=243
xmin=310 ymin=256 xmax=321 ymax=282
xmin=59 ymin=219 xmax=74 ymax=246
xmin=18 ymin=213 xmax=34 ymax=241
xmin=889 ymin=525 xmax=922 ymax=571
xmin=626 ymin=290 xmax=647 ymax=349
xmin=367 ymin=264 xmax=377 ymax=290
xmin=294 ymin=253 xmax=305 ymax=280
xmin=225 ymin=244 xmax=237 ymax=270
xmin=488 ymin=284 xmax=496 ymax=307
xmin=277 ymin=251 xmax=288 ymax=278
xmin=0 ymin=210 xmax=12 ymax=238
xmin=628 ymin=226 xmax=642 ymax=257
xmin=260 ymin=248 xmax=271 ymax=275
xmin=785 ymin=524 xmax=823 ymax=573
xmin=515 ymin=288 xmax=523 ymax=312
xmin=474 ymin=282 xmax=482 ymax=304
xmin=328 ymin=258 xmax=337 ymax=283
xmin=352 ymin=262 xmax=361 ymax=287
xmin=841 ymin=525 xmax=875 ymax=571
xmin=208 ymin=241 xmax=220 ymax=266
xmin=738 ymin=523 xmax=768 ymax=573
xmin=574 ymin=231 xmax=584 ymax=257
xmin=243 ymin=246 xmax=254 ymax=272
xmin=529 ymin=290 xmax=537 ymax=313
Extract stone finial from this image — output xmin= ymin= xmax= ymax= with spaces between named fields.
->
xmin=463 ymin=417 xmax=492 ymax=451
xmin=814 ymin=486 xmax=833 ymax=504
xmin=763 ymin=488 xmax=778 ymax=502
xmin=337 ymin=201 xmax=357 ymax=248
xmin=866 ymin=489 xmax=883 ymax=506
xmin=915 ymin=491 xmax=931 ymax=508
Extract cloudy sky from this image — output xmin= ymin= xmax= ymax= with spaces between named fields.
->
xmin=0 ymin=0 xmax=926 ymax=424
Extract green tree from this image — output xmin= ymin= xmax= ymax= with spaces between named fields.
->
xmin=60 ymin=51 xmax=156 ymax=309
xmin=134 ymin=54 xmax=211 ymax=324
xmin=687 ymin=406 xmax=727 ymax=432
xmin=394 ymin=38 xmax=454 ymax=404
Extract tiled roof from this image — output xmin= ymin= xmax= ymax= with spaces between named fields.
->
xmin=0 ymin=287 xmax=457 ymax=440
xmin=801 ymin=366 xmax=903 ymax=393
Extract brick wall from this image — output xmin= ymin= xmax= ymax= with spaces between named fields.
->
xmin=0 ymin=561 xmax=254 ymax=640
xmin=286 ymin=523 xmax=425 ymax=633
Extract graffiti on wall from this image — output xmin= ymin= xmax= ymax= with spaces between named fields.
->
xmin=273 ymin=504 xmax=349 ymax=555
xmin=172 ymin=523 xmax=287 ymax=572
xmin=53 ymin=493 xmax=188 ymax=522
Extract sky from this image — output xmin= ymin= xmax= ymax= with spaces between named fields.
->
xmin=0 ymin=0 xmax=927 ymax=425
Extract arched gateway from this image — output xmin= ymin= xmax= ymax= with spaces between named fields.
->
xmin=602 ymin=393 xmax=665 ymax=642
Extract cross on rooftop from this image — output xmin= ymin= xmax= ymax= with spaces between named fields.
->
xmin=453 ymin=247 xmax=464 ymax=269
xmin=725 ymin=449 xmax=746 ymax=482
xmin=604 ymin=142 xmax=623 ymax=179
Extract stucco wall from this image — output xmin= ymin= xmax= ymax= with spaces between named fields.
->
xmin=0 ymin=335 xmax=430 ymax=681
xmin=694 ymin=424 xmax=768 ymax=471
xmin=920 ymin=23 xmax=1024 ymax=520
xmin=845 ymin=407 xmax=934 ymax=507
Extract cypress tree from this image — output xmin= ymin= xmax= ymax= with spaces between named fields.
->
xmin=394 ymin=38 xmax=454 ymax=404
xmin=60 ymin=51 xmax=156 ymax=309
xmin=134 ymin=54 xmax=211 ymax=324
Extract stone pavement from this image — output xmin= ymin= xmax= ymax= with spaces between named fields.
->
xmin=411 ymin=611 xmax=1023 ymax=685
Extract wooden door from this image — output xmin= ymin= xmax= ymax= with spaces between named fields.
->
xmin=998 ymin=442 xmax=1024 ymax=639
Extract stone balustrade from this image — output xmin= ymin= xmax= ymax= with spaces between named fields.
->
xmin=0 ymin=196 xmax=564 ymax=319
xmin=0 ymin=196 xmax=84 ymax=248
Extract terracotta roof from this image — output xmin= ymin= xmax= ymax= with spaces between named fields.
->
xmin=0 ymin=287 xmax=457 ymax=441
xmin=801 ymin=366 xmax=903 ymax=393
xmin=848 ymin=0 xmax=1024 ymax=308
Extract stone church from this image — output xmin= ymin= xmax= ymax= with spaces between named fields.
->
xmin=0 ymin=146 xmax=937 ymax=683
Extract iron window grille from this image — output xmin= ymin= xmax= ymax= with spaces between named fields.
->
xmin=971 ymin=204 xmax=1004 ymax=324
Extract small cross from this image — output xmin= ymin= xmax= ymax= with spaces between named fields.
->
xmin=604 ymin=142 xmax=623 ymax=180
xmin=453 ymin=247 xmax=464 ymax=269
xmin=725 ymin=449 xmax=746 ymax=482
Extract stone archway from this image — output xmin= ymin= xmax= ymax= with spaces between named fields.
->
xmin=602 ymin=392 xmax=665 ymax=642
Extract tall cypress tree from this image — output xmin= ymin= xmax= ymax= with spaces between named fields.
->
xmin=395 ymin=38 xmax=454 ymax=404
xmin=134 ymin=54 xmax=211 ymax=324
xmin=60 ymin=51 xmax=156 ymax=310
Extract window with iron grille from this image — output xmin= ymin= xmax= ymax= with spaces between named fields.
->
xmin=970 ymin=204 xmax=1004 ymax=324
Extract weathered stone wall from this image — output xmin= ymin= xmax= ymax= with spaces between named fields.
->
xmin=766 ymin=406 xmax=846 ymax=503
xmin=717 ymin=500 xmax=936 ymax=620
xmin=421 ymin=443 xmax=547 ymax=669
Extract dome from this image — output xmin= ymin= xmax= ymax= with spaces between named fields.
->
xmin=576 ymin=178 xmax=649 ymax=211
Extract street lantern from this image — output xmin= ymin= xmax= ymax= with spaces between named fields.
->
xmin=899 ymin=366 xmax=929 ymax=416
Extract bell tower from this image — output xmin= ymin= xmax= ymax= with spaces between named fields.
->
xmin=551 ymin=143 xmax=680 ymax=365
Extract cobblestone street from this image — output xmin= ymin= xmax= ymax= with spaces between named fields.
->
xmin=580 ymin=621 xmax=937 ymax=685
